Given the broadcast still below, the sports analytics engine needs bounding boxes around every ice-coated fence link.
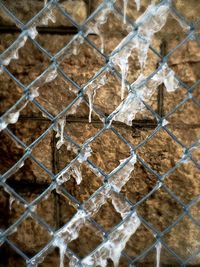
[0,0,199,266]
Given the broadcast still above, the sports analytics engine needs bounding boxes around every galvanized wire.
[0,0,199,266]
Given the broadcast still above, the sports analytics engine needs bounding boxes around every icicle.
[81,212,141,267]
[123,0,128,24]
[119,57,129,100]
[85,73,107,122]
[56,118,66,149]
[9,196,15,210]
[156,242,162,267]
[53,237,67,267]
[88,92,94,123]
[111,1,170,98]
[40,7,56,25]
[135,0,141,11]
[71,165,82,185]
[45,68,58,83]
[85,4,112,54]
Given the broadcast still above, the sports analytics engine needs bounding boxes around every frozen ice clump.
[29,66,58,100]
[85,3,113,53]
[0,35,27,68]
[56,117,66,149]
[56,146,92,186]
[109,154,137,192]
[81,212,141,267]
[57,210,87,242]
[86,74,107,123]
[0,111,20,131]
[111,63,178,126]
[111,2,170,99]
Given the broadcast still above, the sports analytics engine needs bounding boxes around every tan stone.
[0,0,200,265]
[0,0,87,26]
[0,188,9,230]
[8,192,55,253]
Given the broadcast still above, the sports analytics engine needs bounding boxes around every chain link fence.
[0,0,200,266]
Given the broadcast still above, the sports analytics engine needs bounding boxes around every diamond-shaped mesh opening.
[89,129,131,173]
[125,223,155,259]
[122,160,158,205]
[57,36,105,86]
[0,130,24,175]
[0,186,9,230]
[56,119,103,146]
[136,128,184,175]
[61,163,103,203]
[172,0,200,23]
[93,199,122,231]
[163,215,200,261]
[85,8,131,55]
[164,160,200,204]
[5,37,51,86]
[0,64,23,114]
[0,0,199,265]
[34,73,77,117]
[68,222,103,258]
[1,0,46,24]
[8,215,52,255]
[84,69,123,116]
[137,187,183,232]
[58,190,78,229]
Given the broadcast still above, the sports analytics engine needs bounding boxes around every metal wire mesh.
[0,0,200,266]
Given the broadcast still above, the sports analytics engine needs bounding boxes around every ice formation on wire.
[111,63,178,125]
[82,212,140,267]
[0,0,188,266]
[0,2,56,70]
[156,241,162,267]
[111,1,170,99]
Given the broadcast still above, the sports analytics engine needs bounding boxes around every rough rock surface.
[0,0,199,266]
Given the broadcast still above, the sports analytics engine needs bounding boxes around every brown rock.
[8,191,55,254]
[0,0,87,26]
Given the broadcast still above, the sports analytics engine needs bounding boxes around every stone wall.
[0,0,200,266]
